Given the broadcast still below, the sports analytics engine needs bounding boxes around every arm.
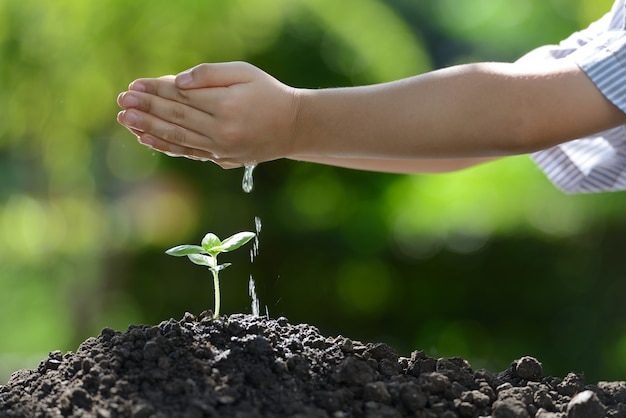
[291,60,626,159]
[289,156,495,173]
[117,60,626,171]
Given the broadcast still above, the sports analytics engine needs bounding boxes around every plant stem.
[212,268,220,319]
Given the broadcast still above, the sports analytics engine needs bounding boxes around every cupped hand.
[117,62,301,168]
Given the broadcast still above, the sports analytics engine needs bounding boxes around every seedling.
[166,231,255,319]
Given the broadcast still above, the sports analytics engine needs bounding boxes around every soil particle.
[1,311,625,417]
[565,390,605,418]
[514,357,543,382]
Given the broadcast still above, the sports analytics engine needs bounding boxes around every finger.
[119,121,178,154]
[123,77,225,115]
[137,133,240,169]
[175,62,256,89]
[128,77,190,104]
[118,90,218,136]
[124,125,143,139]
[214,161,243,169]
[126,74,174,94]
[117,111,144,134]
[137,133,215,162]
[125,123,243,168]
[118,108,215,153]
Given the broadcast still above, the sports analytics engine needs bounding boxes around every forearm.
[290,60,626,160]
[288,155,495,173]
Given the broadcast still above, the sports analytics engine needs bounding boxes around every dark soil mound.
[1,311,625,417]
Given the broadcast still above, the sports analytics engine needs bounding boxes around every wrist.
[286,87,309,159]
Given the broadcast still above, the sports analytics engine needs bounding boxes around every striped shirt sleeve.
[572,31,626,113]
[531,31,626,193]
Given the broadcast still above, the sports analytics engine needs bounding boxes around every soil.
[1,311,625,418]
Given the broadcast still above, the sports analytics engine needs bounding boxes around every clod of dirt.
[1,311,625,417]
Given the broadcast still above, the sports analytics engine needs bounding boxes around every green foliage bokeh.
[1,0,625,384]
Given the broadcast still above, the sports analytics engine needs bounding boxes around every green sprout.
[165,231,256,319]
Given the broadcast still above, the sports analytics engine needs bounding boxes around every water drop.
[249,275,260,317]
[250,216,262,263]
[242,164,256,193]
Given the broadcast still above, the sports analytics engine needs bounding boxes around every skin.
[117,60,626,173]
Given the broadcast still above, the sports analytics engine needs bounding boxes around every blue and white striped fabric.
[520,0,626,193]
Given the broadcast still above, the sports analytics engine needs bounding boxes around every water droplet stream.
[248,217,263,316]
[250,216,262,263]
[243,166,266,317]
[242,164,255,193]
[249,275,260,317]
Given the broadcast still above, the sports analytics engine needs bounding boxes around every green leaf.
[165,245,205,257]
[201,233,222,252]
[187,253,215,267]
[213,231,255,253]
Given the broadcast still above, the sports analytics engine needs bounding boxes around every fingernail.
[124,111,138,125]
[129,81,146,92]
[176,71,192,87]
[139,135,154,147]
[120,92,139,107]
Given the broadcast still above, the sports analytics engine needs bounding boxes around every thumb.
[175,62,256,89]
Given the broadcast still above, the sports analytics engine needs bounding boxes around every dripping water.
[250,216,262,263]
[249,216,263,317]
[242,164,256,193]
[243,163,264,316]
[248,275,260,317]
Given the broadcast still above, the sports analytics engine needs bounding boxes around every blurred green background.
[1,0,625,384]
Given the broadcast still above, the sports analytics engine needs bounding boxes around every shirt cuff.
[569,31,626,114]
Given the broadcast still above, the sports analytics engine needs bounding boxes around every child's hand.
[117,62,300,168]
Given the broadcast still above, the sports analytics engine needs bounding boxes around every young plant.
[165,231,255,319]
